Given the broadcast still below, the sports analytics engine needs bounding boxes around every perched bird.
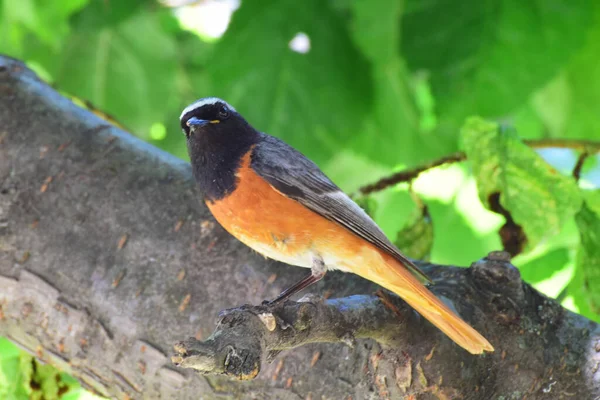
[180,97,494,354]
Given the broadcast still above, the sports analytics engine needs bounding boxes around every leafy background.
[1,0,599,398]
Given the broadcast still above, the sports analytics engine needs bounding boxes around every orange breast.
[205,151,377,271]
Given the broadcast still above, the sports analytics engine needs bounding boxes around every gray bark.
[0,55,598,400]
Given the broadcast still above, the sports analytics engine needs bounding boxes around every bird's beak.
[186,117,209,127]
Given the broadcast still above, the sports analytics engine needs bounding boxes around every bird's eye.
[218,106,230,120]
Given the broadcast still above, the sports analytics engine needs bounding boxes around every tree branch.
[1,55,599,399]
[359,152,466,195]
[358,138,600,195]
[171,251,600,400]
[523,138,600,153]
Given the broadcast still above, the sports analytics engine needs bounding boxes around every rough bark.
[0,55,598,400]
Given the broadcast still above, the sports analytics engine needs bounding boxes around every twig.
[523,138,600,154]
[359,152,465,195]
[572,152,589,182]
[358,139,600,195]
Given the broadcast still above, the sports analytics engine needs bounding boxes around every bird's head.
[180,97,243,139]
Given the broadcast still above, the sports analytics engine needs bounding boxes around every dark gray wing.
[251,134,431,284]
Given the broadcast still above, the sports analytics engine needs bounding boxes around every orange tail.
[356,256,494,354]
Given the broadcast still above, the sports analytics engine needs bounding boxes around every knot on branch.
[171,299,346,380]
[471,251,525,306]
[171,305,268,380]
[171,295,414,379]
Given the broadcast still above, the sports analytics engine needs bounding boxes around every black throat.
[187,120,260,202]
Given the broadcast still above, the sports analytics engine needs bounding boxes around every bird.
[180,97,494,354]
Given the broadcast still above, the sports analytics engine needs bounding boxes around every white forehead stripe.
[179,97,236,120]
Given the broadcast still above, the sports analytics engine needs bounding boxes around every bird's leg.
[268,256,326,305]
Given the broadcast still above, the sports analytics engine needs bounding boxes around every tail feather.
[358,257,494,354]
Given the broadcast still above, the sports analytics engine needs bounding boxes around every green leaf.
[573,190,600,319]
[427,198,496,266]
[461,117,582,249]
[30,0,89,48]
[0,338,32,400]
[46,5,182,139]
[568,258,600,323]
[402,0,595,135]
[322,150,392,193]
[511,103,546,140]
[349,0,449,165]
[582,189,600,215]
[206,0,371,166]
[0,0,88,57]
[563,7,600,140]
[518,248,570,286]
[69,0,153,30]
[373,188,416,240]
[0,0,36,56]
[353,195,379,220]
[0,338,96,400]
[394,198,434,260]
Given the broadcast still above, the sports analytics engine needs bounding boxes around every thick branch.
[172,252,600,399]
[1,55,599,399]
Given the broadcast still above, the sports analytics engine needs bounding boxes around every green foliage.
[207,0,371,166]
[1,0,600,393]
[0,0,88,54]
[0,338,31,399]
[460,118,599,322]
[394,197,433,261]
[349,0,424,165]
[40,5,182,139]
[402,0,595,139]
[0,338,86,400]
[573,191,600,316]
[460,118,582,249]
[518,248,571,291]
[562,8,600,140]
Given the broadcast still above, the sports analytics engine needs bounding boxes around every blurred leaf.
[0,338,84,400]
[563,7,600,140]
[351,0,399,64]
[0,0,88,56]
[353,195,379,219]
[207,0,371,166]
[402,0,595,137]
[582,189,600,214]
[573,191,600,318]
[568,260,600,323]
[0,338,32,400]
[29,0,89,48]
[373,188,416,240]
[511,103,546,140]
[581,155,599,187]
[49,5,182,138]
[427,198,494,266]
[531,72,571,138]
[518,248,570,285]
[30,362,80,400]
[394,198,433,260]
[70,0,153,30]
[461,117,582,250]
[0,0,32,56]
[323,150,392,193]
[350,0,447,165]
[522,7,600,143]
[408,164,503,266]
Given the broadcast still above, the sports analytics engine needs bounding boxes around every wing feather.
[251,134,431,284]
